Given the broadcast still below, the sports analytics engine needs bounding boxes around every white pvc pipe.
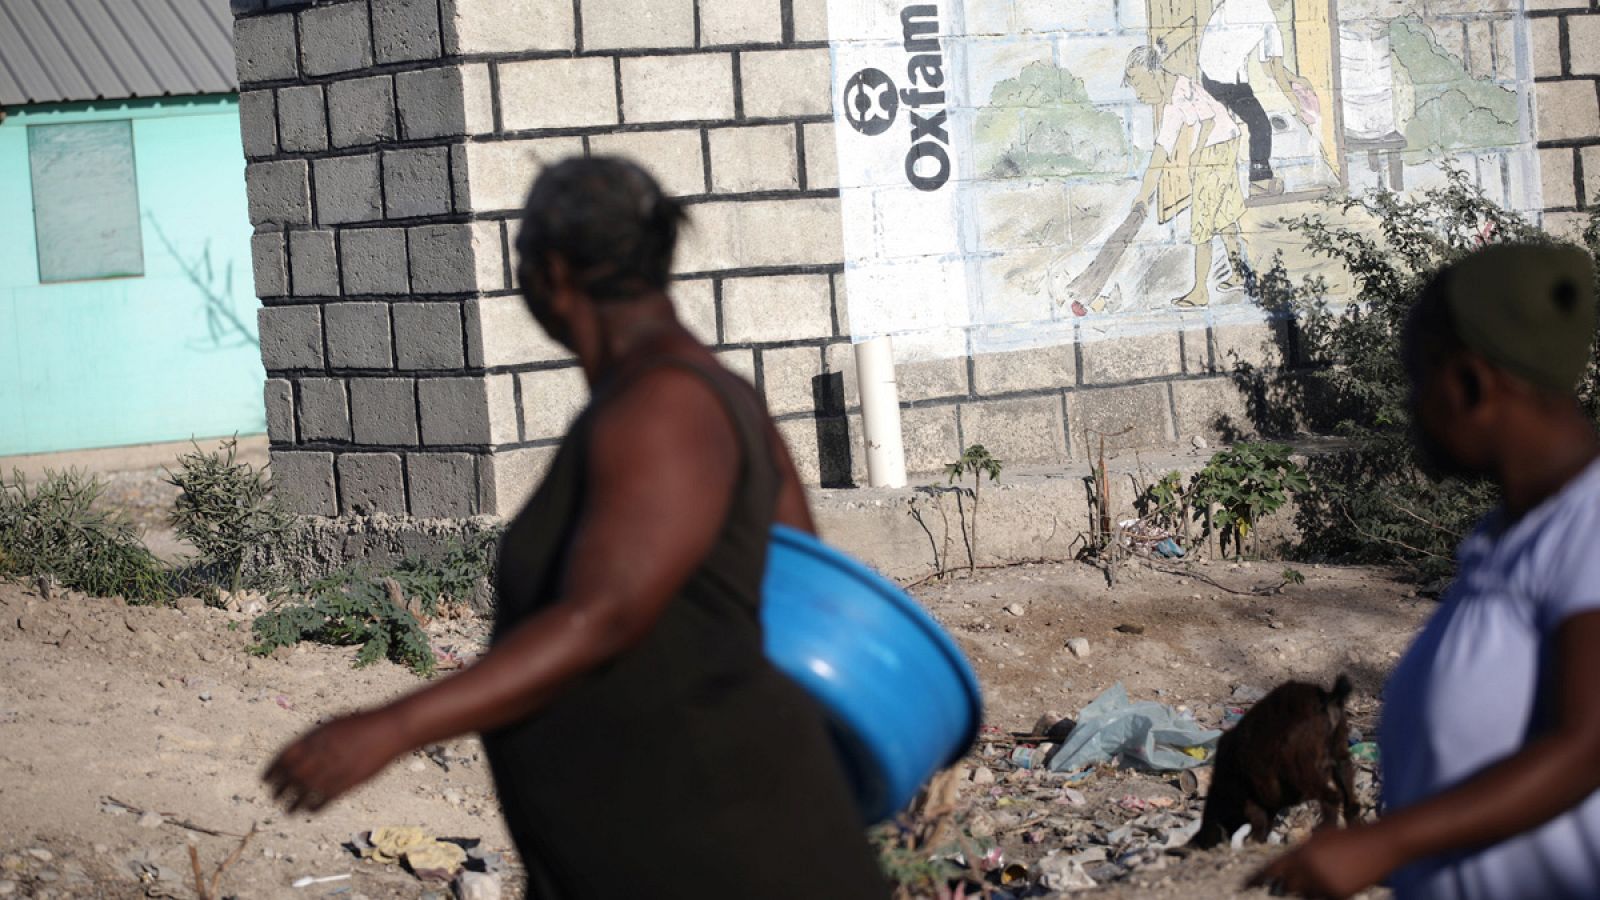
[855,336,908,488]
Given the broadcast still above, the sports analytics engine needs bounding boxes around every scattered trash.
[1230,824,1252,849]
[137,811,165,829]
[970,766,996,786]
[1154,539,1186,559]
[1009,743,1056,770]
[357,826,471,883]
[1350,742,1380,764]
[1047,683,1221,774]
[292,874,351,889]
[274,695,295,711]
[453,870,502,900]
[1035,851,1097,892]
[1065,638,1091,658]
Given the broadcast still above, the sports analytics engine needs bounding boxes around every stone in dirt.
[136,811,164,828]
[454,870,501,900]
[1115,624,1145,635]
[1066,638,1091,658]
[1004,603,1026,617]
[971,766,996,785]
[23,849,51,863]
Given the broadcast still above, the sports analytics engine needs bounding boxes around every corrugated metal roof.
[0,0,238,107]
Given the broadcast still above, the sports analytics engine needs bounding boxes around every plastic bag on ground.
[1047,682,1221,773]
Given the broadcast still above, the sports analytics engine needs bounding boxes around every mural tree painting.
[975,62,1130,181]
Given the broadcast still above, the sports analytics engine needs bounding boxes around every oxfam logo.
[843,68,898,136]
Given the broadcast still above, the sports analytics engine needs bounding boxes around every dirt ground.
[0,555,1433,899]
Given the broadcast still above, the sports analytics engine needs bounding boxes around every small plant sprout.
[945,444,1004,573]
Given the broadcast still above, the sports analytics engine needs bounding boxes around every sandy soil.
[0,557,1433,899]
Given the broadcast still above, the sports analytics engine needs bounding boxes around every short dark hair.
[515,156,687,301]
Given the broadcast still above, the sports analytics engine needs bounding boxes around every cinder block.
[900,404,962,476]
[721,274,833,343]
[792,0,828,41]
[1542,146,1578,209]
[350,378,420,445]
[1064,384,1175,457]
[462,138,585,212]
[760,346,824,415]
[394,302,467,369]
[238,90,278,159]
[1537,80,1600,142]
[775,416,852,486]
[298,378,353,441]
[1080,330,1183,385]
[802,122,837,190]
[465,295,572,367]
[1527,0,1589,9]
[251,232,289,298]
[313,154,383,226]
[396,64,495,139]
[445,0,574,53]
[676,197,843,272]
[581,0,693,48]
[671,279,719,345]
[340,228,410,296]
[407,452,479,517]
[1181,324,1210,374]
[518,366,590,440]
[823,343,969,405]
[1170,378,1257,445]
[289,230,338,297]
[328,76,397,148]
[246,160,311,226]
[699,0,782,44]
[959,395,1068,464]
[497,58,619,131]
[337,453,407,516]
[299,1,373,76]
[409,223,501,293]
[1581,145,1600,207]
[717,348,758,384]
[620,54,735,124]
[372,0,443,63]
[325,302,394,368]
[1531,16,1564,78]
[1544,210,1590,241]
[269,450,337,516]
[258,305,324,370]
[709,125,799,193]
[418,375,517,445]
[276,85,327,153]
[479,446,556,515]
[383,147,453,219]
[1570,15,1600,75]
[972,345,1076,394]
[740,49,832,118]
[234,14,299,83]
[1212,320,1291,372]
[265,378,295,442]
[588,130,705,196]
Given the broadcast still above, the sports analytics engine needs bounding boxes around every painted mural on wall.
[830,0,1537,360]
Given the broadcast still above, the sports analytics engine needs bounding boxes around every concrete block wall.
[1531,3,1600,237]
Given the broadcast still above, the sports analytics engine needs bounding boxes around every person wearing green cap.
[1250,243,1600,899]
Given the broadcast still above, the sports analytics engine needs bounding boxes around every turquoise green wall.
[0,96,265,457]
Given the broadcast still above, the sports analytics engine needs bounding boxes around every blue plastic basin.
[761,525,984,822]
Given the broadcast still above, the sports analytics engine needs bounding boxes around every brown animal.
[1189,675,1361,849]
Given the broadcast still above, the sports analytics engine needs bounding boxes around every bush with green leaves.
[1190,443,1309,559]
[166,438,292,592]
[1233,169,1600,577]
[0,469,171,603]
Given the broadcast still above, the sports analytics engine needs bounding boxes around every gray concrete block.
[299,1,373,76]
[802,122,837,190]
[265,378,295,442]
[298,377,353,441]
[1570,14,1600,76]
[269,450,337,516]
[760,346,823,416]
[408,223,495,294]
[462,137,589,212]
[325,302,394,368]
[498,57,619,131]
[620,54,735,124]
[972,345,1076,395]
[258,305,324,369]
[396,65,493,139]
[718,348,757,385]
[675,197,842,272]
[699,0,782,45]
[251,232,288,298]
[1531,16,1564,79]
[1079,330,1183,385]
[407,452,478,517]
[823,343,969,406]
[289,229,339,296]
[238,90,278,159]
[383,147,452,219]
[350,377,420,445]
[465,295,572,367]
[740,49,831,118]
[900,404,962,476]
[372,0,443,63]
[445,0,574,54]
[246,160,311,226]
[517,367,589,440]
[341,228,411,295]
[1182,324,1210,375]
[418,376,510,445]
[328,76,397,148]
[671,279,718,345]
[1537,80,1600,142]
[394,302,466,369]
[708,125,798,193]
[959,395,1068,465]
[276,85,327,153]
[234,14,299,83]
[313,154,384,225]
[775,416,853,486]
[478,446,556,515]
[1212,320,1291,373]
[1170,378,1257,445]
[582,0,694,48]
[1065,384,1175,458]
[337,452,407,516]
[1542,146,1578,209]
[588,130,704,197]
[719,274,833,343]
[792,0,827,41]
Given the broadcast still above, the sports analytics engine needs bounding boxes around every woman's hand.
[263,709,411,814]
[1247,826,1398,899]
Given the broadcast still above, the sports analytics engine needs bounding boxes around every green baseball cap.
[1440,243,1597,392]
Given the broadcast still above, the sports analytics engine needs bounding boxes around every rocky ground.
[0,554,1433,899]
